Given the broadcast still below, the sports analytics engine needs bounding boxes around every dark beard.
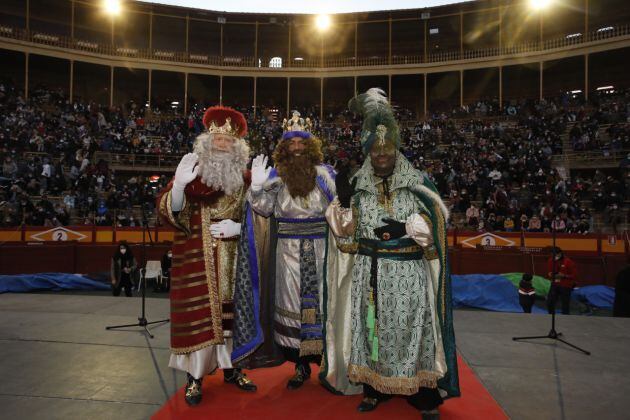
[277,154,317,198]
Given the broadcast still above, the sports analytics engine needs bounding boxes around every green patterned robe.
[327,155,459,397]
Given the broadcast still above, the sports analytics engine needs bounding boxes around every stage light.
[316,14,331,31]
[529,0,551,10]
[103,0,121,15]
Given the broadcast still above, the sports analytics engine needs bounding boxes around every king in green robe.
[325,88,459,417]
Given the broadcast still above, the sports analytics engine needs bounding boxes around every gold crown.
[282,111,313,133]
[207,117,238,137]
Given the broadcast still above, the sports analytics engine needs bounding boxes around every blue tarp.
[0,273,110,293]
[451,274,547,314]
[573,285,615,309]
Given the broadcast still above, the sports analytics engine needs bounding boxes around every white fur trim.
[316,165,337,196]
[411,184,449,222]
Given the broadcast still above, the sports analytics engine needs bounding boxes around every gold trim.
[173,256,205,267]
[299,339,323,357]
[348,364,439,396]
[171,295,209,304]
[337,242,359,254]
[172,316,213,328]
[201,204,226,346]
[172,324,215,337]
[424,245,439,260]
[170,279,208,290]
[275,305,301,321]
[183,248,205,257]
[221,313,234,320]
[301,308,316,324]
[171,302,211,313]
[176,270,206,280]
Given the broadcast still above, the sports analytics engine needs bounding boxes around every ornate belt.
[276,217,328,239]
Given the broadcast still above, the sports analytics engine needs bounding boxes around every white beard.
[193,133,250,196]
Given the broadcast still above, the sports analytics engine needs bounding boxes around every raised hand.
[174,153,199,190]
[251,154,271,189]
[336,173,357,208]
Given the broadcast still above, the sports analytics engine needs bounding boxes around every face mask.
[120,248,127,254]
[167,252,172,258]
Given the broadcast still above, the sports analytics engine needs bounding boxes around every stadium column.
[498,5,502,51]
[539,62,543,101]
[219,75,223,106]
[460,70,463,108]
[26,0,29,32]
[185,13,189,54]
[320,77,324,121]
[254,22,259,62]
[24,53,29,101]
[287,23,292,61]
[148,69,152,108]
[354,21,358,63]
[149,11,153,51]
[71,0,75,41]
[354,76,357,96]
[423,19,427,63]
[287,78,291,117]
[388,17,392,65]
[584,54,589,101]
[423,73,427,118]
[459,10,463,59]
[253,77,257,117]
[499,66,503,108]
[110,66,114,108]
[184,73,188,115]
[69,60,74,103]
[388,75,392,101]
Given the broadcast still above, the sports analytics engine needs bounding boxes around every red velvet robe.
[157,173,250,354]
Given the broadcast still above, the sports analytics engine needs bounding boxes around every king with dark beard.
[157,106,257,407]
[233,111,336,390]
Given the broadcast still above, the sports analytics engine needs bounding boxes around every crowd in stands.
[1,79,629,234]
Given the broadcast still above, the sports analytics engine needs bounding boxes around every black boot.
[224,368,257,392]
[357,397,380,412]
[184,373,203,406]
[286,364,311,390]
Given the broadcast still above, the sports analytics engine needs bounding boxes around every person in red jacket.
[546,247,577,315]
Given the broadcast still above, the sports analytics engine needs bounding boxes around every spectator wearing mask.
[110,241,137,297]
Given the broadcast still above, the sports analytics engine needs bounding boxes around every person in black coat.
[518,273,536,313]
[157,250,172,293]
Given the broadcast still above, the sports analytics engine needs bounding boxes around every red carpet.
[153,355,507,420]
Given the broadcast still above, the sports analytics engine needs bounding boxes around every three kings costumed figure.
[231,111,360,392]
[157,106,257,406]
[325,89,460,418]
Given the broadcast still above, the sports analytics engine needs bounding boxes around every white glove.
[250,154,271,191]
[210,219,241,239]
[406,213,433,247]
[174,153,199,191]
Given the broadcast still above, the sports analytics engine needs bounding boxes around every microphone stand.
[512,213,590,355]
[106,204,169,339]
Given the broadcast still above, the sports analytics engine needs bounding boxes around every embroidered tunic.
[158,176,248,356]
[248,166,335,356]
[327,156,453,396]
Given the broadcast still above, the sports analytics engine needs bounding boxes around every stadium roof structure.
[137,0,474,14]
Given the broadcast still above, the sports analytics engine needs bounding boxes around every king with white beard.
[157,106,257,406]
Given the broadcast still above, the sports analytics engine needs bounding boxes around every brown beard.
[273,137,323,198]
